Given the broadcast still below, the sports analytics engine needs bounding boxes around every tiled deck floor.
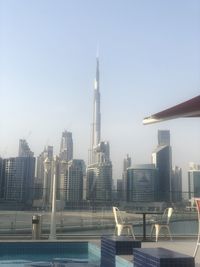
[120,240,200,267]
[92,238,200,267]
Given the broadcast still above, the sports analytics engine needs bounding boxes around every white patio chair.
[150,207,173,242]
[112,206,135,239]
[193,198,200,257]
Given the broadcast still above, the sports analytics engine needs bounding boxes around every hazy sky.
[0,0,200,190]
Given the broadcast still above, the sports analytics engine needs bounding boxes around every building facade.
[122,154,132,201]
[171,166,182,202]
[3,157,35,206]
[126,164,158,202]
[65,159,85,202]
[0,158,4,199]
[35,146,53,205]
[87,161,112,202]
[59,130,73,162]
[87,56,112,202]
[18,139,34,157]
[158,130,170,146]
[152,130,172,202]
[188,163,200,199]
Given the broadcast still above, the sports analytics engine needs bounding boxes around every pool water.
[0,254,88,266]
[0,241,133,266]
[0,242,100,267]
[0,258,90,266]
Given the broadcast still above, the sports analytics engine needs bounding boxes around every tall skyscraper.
[18,139,34,157]
[58,130,73,205]
[123,154,132,172]
[36,146,53,182]
[152,130,172,202]
[59,131,73,162]
[122,154,132,201]
[35,146,53,204]
[91,57,101,160]
[171,166,182,202]
[0,157,4,199]
[87,162,112,201]
[87,56,112,202]
[3,156,35,206]
[117,179,123,200]
[126,164,158,202]
[65,159,85,202]
[188,163,200,199]
[158,130,170,146]
[3,139,35,206]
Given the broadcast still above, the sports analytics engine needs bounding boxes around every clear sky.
[0,0,200,190]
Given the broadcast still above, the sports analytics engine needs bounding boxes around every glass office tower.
[188,164,200,199]
[152,130,172,202]
[126,164,158,202]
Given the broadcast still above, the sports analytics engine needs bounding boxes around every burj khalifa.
[87,55,112,201]
[90,56,110,165]
[92,57,101,149]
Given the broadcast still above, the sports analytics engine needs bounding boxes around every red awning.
[143,95,200,125]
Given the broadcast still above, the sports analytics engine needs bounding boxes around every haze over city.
[0,0,200,189]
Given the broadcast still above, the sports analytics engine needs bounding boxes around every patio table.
[135,211,162,241]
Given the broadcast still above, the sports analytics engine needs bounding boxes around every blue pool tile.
[133,247,195,267]
[101,236,141,267]
[0,242,88,256]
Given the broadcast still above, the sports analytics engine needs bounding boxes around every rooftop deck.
[0,208,199,265]
[112,239,200,267]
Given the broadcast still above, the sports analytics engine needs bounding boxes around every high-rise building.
[158,130,170,146]
[36,146,53,183]
[1,140,36,206]
[91,56,101,163]
[0,157,4,199]
[188,163,200,199]
[122,154,132,201]
[123,154,132,172]
[87,162,112,201]
[126,164,158,202]
[35,146,53,204]
[87,56,112,202]
[18,139,34,157]
[152,130,172,202]
[117,179,123,201]
[58,130,73,205]
[171,166,182,202]
[65,159,85,202]
[189,162,200,171]
[59,131,73,162]
[3,157,35,206]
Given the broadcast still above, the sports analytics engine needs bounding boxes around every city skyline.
[0,1,200,189]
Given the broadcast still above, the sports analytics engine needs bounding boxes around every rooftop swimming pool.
[0,241,133,267]
[0,241,100,267]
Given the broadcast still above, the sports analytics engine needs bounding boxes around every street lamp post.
[43,157,51,210]
[49,155,59,240]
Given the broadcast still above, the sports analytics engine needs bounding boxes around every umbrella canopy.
[143,95,200,125]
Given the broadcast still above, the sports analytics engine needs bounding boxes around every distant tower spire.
[96,44,99,58]
[92,56,101,151]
